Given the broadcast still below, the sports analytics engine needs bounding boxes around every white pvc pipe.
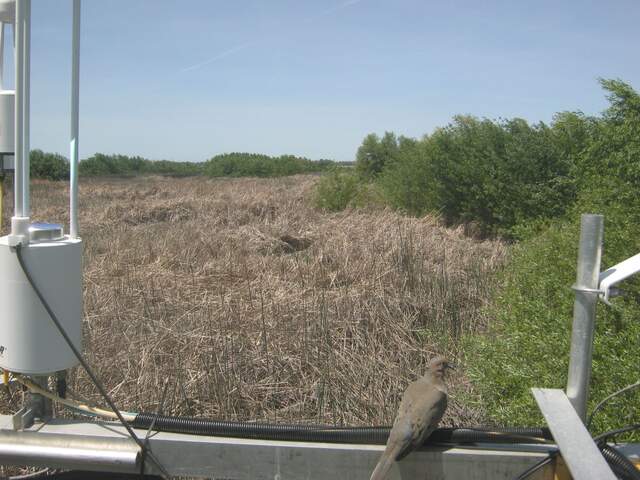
[22,0,30,216]
[13,0,24,219]
[0,23,5,91]
[69,0,80,238]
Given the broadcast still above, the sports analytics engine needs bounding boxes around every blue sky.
[18,0,640,162]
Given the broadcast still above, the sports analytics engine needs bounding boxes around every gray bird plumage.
[369,357,453,480]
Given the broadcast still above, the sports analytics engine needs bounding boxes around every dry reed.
[0,175,506,427]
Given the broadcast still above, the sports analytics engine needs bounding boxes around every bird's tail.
[369,445,401,480]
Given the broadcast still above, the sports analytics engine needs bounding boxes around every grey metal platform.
[0,417,558,479]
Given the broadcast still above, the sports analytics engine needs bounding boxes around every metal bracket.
[598,252,640,305]
[571,285,603,295]
[12,406,36,431]
[11,376,52,430]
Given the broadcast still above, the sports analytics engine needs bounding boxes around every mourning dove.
[369,356,453,480]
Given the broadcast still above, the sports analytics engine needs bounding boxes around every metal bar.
[566,214,603,420]
[0,430,140,473]
[21,0,29,216]
[1,418,558,480]
[13,0,23,219]
[532,388,616,480]
[69,0,80,238]
[0,23,5,90]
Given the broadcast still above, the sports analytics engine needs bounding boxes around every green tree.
[468,78,640,432]
[356,132,399,179]
[80,153,204,177]
[204,152,333,178]
[378,136,436,215]
[426,115,575,236]
[30,150,69,180]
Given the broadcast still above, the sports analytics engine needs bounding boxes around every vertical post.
[69,0,80,239]
[22,0,30,216]
[13,0,23,220]
[0,22,5,91]
[566,214,604,421]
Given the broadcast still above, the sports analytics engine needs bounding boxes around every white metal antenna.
[0,23,4,90]
[21,0,29,216]
[12,0,23,224]
[0,0,83,376]
[70,0,80,238]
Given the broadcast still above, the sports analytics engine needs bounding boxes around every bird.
[369,356,454,480]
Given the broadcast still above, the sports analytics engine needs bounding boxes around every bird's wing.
[395,381,447,460]
[369,389,419,480]
[369,379,448,480]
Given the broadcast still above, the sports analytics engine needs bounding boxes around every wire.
[11,373,137,421]
[594,423,640,444]
[512,451,558,480]
[13,244,169,479]
[141,379,170,476]
[587,380,640,430]
[514,405,640,480]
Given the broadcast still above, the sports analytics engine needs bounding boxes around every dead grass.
[0,175,506,427]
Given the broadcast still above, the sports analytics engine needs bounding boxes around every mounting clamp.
[598,252,640,305]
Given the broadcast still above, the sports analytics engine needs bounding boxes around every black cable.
[600,444,640,480]
[513,442,640,480]
[514,424,640,480]
[55,372,67,399]
[131,414,553,445]
[13,244,169,479]
[587,380,640,430]
[141,380,170,477]
[512,451,558,480]
[594,423,640,444]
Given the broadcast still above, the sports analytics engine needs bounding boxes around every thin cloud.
[314,0,366,18]
[180,41,257,73]
[180,0,366,73]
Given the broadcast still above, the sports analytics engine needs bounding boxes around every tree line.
[315,79,634,240]
[22,151,335,180]
[204,152,333,177]
[25,152,205,179]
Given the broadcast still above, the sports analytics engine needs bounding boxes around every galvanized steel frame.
[0,417,558,480]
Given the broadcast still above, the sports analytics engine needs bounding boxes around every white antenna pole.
[13,0,24,220]
[22,0,30,216]
[69,0,80,238]
[0,23,5,90]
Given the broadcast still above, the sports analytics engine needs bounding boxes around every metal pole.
[0,430,140,473]
[0,23,5,90]
[22,0,30,216]
[13,0,24,219]
[69,0,80,238]
[566,214,604,421]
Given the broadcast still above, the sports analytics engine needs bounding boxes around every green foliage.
[355,132,399,179]
[204,152,332,178]
[467,79,640,434]
[377,137,436,215]
[377,116,577,236]
[313,79,640,433]
[30,149,70,180]
[313,167,363,211]
[79,153,204,177]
